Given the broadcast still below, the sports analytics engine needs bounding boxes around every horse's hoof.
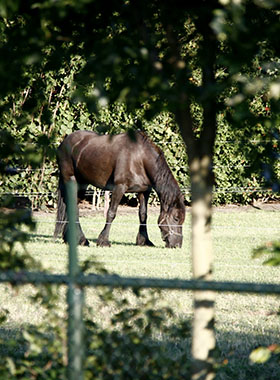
[80,238,90,247]
[136,234,155,247]
[96,237,111,247]
[146,240,155,247]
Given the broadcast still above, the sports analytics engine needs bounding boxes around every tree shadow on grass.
[215,330,280,380]
[0,321,279,379]
[0,323,192,378]
[29,233,54,243]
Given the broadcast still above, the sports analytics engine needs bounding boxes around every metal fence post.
[66,179,84,380]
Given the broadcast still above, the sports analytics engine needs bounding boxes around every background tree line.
[0,1,279,210]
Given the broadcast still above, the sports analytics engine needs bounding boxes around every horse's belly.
[126,173,151,193]
[126,184,151,193]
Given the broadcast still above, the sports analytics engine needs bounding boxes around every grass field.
[1,206,280,379]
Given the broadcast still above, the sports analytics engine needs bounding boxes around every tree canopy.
[0,0,279,194]
[1,2,280,378]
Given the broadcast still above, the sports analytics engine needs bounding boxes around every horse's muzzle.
[164,231,183,248]
[165,238,182,249]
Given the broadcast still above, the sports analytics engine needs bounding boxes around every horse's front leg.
[96,184,126,247]
[136,191,154,247]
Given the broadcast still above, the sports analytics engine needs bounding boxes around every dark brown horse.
[53,130,185,248]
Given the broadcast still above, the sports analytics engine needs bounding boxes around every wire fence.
[3,163,255,171]
[34,219,280,229]
[2,153,279,212]
[1,186,277,197]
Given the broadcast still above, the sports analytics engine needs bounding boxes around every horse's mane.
[138,132,182,209]
[154,150,182,208]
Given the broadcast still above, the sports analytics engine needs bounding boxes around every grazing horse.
[53,130,185,248]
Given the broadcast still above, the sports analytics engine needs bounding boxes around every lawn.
[0,206,279,379]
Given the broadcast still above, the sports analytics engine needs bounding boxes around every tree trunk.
[190,155,216,380]
[164,9,217,377]
[176,95,216,379]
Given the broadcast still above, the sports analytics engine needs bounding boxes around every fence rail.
[1,270,280,294]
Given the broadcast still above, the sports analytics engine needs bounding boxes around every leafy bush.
[0,279,191,379]
[249,239,280,370]
[253,241,280,268]
[2,97,279,209]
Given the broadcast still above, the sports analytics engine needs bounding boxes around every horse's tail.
[53,173,67,239]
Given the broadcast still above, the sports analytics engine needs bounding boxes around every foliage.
[251,230,280,369]
[0,131,37,271]
[250,241,280,370]
[1,99,279,208]
[0,205,35,271]
[253,241,280,267]
[249,345,280,366]
[0,274,191,379]
[84,289,191,379]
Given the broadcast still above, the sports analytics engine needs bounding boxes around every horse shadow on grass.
[29,232,142,247]
[29,232,54,243]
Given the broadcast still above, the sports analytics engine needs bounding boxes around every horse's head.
[158,196,185,248]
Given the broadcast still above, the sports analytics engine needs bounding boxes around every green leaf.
[6,357,16,376]
[249,347,271,364]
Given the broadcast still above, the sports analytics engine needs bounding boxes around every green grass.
[1,207,280,379]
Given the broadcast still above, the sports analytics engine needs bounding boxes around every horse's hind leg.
[96,184,126,247]
[136,191,154,247]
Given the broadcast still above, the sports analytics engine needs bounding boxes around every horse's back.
[57,130,153,191]
[59,130,152,160]
[59,130,98,148]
